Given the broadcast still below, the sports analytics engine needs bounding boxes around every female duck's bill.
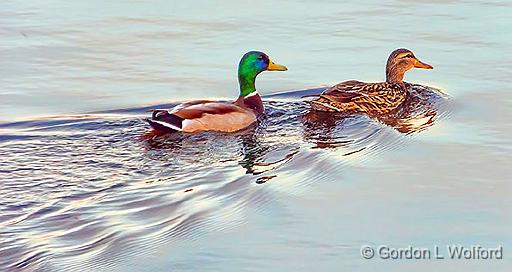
[146,51,287,134]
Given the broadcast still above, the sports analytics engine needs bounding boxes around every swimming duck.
[146,51,287,133]
[309,48,433,115]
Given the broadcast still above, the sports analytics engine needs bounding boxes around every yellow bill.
[267,59,288,71]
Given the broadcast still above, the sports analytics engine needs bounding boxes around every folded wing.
[147,101,257,133]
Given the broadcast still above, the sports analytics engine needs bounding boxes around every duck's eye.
[403,54,414,58]
[257,55,264,60]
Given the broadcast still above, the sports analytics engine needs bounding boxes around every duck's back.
[148,100,257,133]
[310,80,408,115]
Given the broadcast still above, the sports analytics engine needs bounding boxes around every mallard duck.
[146,51,287,133]
[309,48,433,115]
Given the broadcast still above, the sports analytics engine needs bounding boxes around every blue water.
[1,0,511,271]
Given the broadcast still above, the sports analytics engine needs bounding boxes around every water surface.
[1,0,511,271]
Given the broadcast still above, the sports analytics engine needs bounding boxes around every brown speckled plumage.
[311,81,410,115]
[309,48,433,115]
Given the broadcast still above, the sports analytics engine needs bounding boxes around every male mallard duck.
[309,48,433,115]
[146,51,287,133]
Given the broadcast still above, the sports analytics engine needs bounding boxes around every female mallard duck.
[309,48,433,115]
[146,51,287,133]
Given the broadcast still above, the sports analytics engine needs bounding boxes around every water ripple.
[0,86,451,270]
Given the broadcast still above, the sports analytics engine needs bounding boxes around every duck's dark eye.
[257,55,264,60]
[403,54,414,58]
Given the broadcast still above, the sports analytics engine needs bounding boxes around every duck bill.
[267,60,288,71]
[414,59,433,69]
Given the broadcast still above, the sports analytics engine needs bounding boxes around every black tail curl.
[146,110,184,133]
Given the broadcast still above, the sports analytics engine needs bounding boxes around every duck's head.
[238,51,287,97]
[385,48,433,83]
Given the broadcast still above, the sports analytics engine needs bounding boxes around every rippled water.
[1,0,511,271]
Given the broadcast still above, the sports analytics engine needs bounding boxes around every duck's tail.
[145,110,184,133]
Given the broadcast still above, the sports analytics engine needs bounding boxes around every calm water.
[1,0,511,271]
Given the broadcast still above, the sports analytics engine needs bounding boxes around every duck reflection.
[376,84,450,134]
[238,132,299,183]
[140,124,299,184]
[141,130,185,150]
[301,111,355,149]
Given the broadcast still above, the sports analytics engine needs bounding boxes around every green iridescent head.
[238,51,287,97]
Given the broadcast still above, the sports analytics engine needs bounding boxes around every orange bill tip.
[414,59,433,69]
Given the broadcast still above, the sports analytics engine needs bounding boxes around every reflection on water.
[377,84,451,134]
[0,87,452,270]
